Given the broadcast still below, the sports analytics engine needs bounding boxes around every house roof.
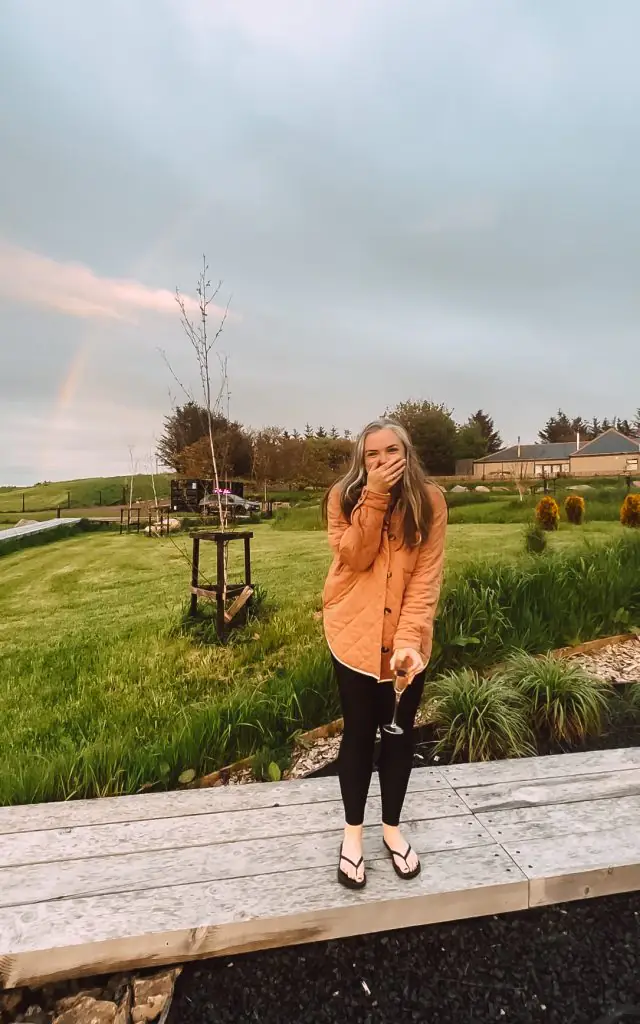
[571,427,640,457]
[477,442,576,464]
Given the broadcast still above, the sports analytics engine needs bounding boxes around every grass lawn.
[0,520,627,805]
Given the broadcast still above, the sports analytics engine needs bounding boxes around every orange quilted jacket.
[323,483,448,681]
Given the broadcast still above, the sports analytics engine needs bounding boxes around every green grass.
[446,483,632,525]
[0,473,322,519]
[0,520,635,805]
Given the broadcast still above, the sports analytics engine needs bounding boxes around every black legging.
[332,656,426,827]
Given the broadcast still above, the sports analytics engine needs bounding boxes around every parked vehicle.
[199,492,260,516]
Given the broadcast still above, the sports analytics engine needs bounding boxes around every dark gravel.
[169,894,640,1024]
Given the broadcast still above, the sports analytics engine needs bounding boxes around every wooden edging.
[185,632,638,790]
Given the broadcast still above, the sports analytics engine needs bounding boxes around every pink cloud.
[0,241,229,322]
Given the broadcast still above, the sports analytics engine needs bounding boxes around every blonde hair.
[323,418,434,547]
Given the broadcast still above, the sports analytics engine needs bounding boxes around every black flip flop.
[337,844,367,890]
[384,839,421,880]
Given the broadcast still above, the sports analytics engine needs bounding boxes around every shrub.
[535,495,560,531]
[524,521,547,554]
[498,652,610,745]
[426,669,535,762]
[621,493,640,528]
[564,494,585,525]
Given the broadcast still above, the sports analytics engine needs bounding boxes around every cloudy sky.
[1,0,639,485]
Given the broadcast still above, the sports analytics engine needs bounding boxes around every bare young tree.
[159,255,232,596]
[127,444,138,510]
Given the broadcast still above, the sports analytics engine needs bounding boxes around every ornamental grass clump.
[426,669,535,762]
[499,652,610,745]
[621,493,640,528]
[535,495,560,531]
[565,494,585,526]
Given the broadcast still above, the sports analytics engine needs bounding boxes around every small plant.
[621,493,640,528]
[535,495,560,531]
[524,521,547,555]
[426,669,535,762]
[499,652,610,745]
[564,494,585,526]
[251,744,289,782]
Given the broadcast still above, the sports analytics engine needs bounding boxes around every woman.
[322,419,448,890]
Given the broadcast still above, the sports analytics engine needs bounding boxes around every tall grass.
[3,531,640,805]
[426,669,535,761]
[272,505,324,531]
[431,534,640,674]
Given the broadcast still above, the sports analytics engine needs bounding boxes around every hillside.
[0,474,173,514]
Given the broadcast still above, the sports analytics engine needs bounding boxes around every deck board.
[1,749,640,989]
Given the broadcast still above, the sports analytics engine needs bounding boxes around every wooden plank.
[455,769,640,814]
[503,825,640,907]
[441,748,640,790]
[0,789,468,868]
[224,585,253,623]
[478,794,640,844]
[0,769,448,836]
[0,845,527,988]
[0,815,494,908]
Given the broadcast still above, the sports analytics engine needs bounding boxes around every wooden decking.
[2,748,640,989]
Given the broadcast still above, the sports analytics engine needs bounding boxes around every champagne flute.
[383,668,408,736]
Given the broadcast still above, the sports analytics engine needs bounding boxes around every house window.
[627,459,638,471]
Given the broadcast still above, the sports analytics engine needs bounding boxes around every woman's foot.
[382,824,420,878]
[339,824,365,885]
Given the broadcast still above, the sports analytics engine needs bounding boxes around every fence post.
[22,493,25,513]
[190,537,200,616]
[67,491,71,509]
[56,506,61,519]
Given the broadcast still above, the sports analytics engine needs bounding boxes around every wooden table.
[2,748,640,989]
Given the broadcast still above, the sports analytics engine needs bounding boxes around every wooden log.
[477,793,640,845]
[0,844,526,988]
[441,747,640,791]
[0,790,468,867]
[455,768,640,815]
[0,815,493,909]
[0,769,447,835]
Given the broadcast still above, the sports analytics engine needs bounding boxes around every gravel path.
[169,893,640,1024]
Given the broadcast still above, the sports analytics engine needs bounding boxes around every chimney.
[517,436,521,459]
[576,430,580,451]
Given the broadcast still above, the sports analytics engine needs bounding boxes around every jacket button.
[382,646,390,654]
[389,534,395,541]
[387,572,392,579]
[384,607,391,614]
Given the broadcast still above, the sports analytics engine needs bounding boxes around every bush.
[498,652,610,744]
[426,669,535,762]
[565,494,585,526]
[621,493,640,528]
[535,495,560,531]
[524,521,547,554]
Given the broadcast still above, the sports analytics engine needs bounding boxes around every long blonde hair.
[323,418,435,547]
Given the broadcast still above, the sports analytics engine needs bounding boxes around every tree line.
[538,409,640,443]
[156,402,503,486]
[157,402,640,489]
